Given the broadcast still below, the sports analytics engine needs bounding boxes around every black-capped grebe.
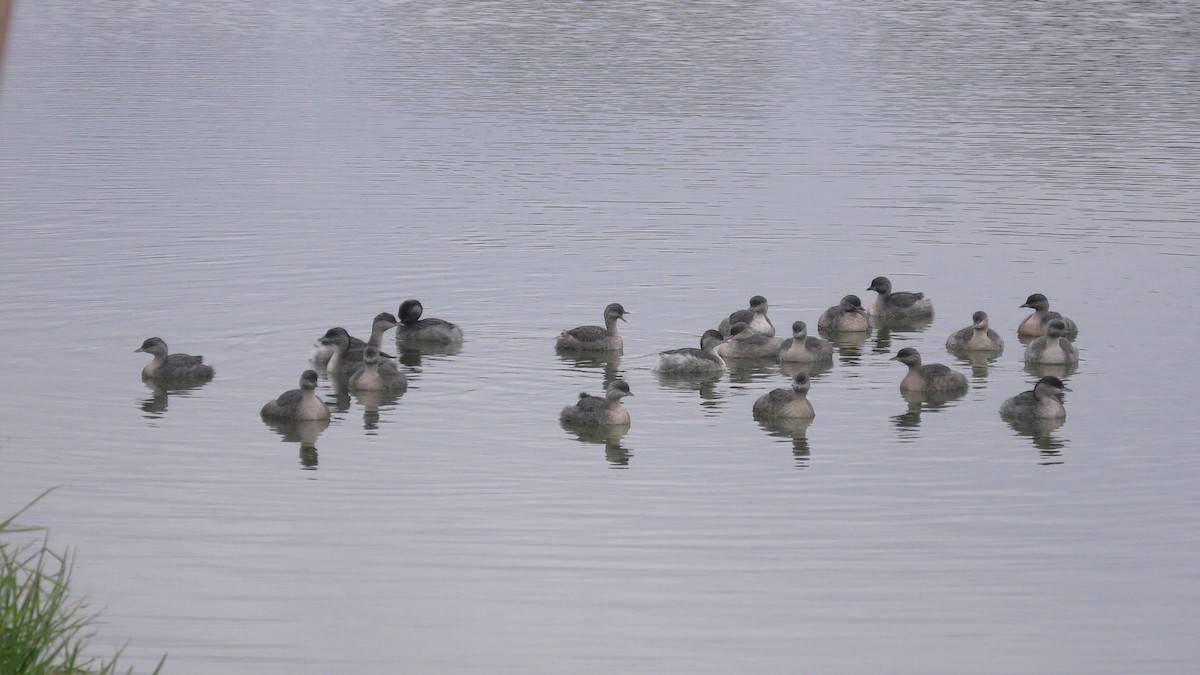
[1023,320,1079,365]
[718,295,774,338]
[945,310,1004,352]
[349,345,408,392]
[396,299,464,344]
[1018,293,1078,339]
[890,347,968,392]
[866,276,934,321]
[717,321,784,359]
[261,370,330,421]
[135,337,214,380]
[1000,375,1068,419]
[752,372,815,419]
[778,320,834,363]
[654,328,731,374]
[555,302,628,352]
[311,312,397,367]
[559,379,633,425]
[817,295,870,332]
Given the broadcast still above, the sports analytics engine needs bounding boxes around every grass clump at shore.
[1,489,165,675]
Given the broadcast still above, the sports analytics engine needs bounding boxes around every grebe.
[311,312,397,367]
[261,370,330,421]
[559,379,633,425]
[1018,293,1078,339]
[890,347,968,392]
[555,302,628,352]
[349,345,408,392]
[1000,376,1068,419]
[945,311,1004,352]
[654,328,731,374]
[718,295,774,337]
[752,372,815,419]
[135,337,214,380]
[396,299,464,344]
[866,276,934,321]
[817,295,870,332]
[778,320,834,362]
[1023,320,1079,365]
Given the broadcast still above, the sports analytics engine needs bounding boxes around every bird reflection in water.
[818,328,868,366]
[262,418,330,470]
[892,389,967,438]
[560,421,632,468]
[948,349,1004,379]
[867,319,933,357]
[1024,360,1079,381]
[137,379,212,420]
[1004,416,1068,465]
[754,416,814,469]
[321,383,353,415]
[555,351,623,389]
[396,341,461,371]
[723,356,781,386]
[351,389,405,433]
[654,370,725,415]
[870,314,934,336]
[780,358,834,381]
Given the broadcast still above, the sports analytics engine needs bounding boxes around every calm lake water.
[2,1,1199,673]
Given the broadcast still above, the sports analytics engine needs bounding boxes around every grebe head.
[749,295,768,313]
[135,337,168,356]
[867,276,893,294]
[791,320,808,338]
[398,299,424,325]
[1020,293,1049,311]
[700,329,727,352]
[840,295,866,313]
[728,322,753,341]
[972,311,989,329]
[603,303,629,323]
[890,346,922,366]
[1045,319,1067,338]
[321,327,352,351]
[362,345,382,365]
[607,379,633,400]
[1034,375,1068,401]
[791,372,811,393]
[299,369,319,390]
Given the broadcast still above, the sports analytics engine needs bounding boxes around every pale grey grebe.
[311,312,398,367]
[135,337,214,380]
[555,302,628,351]
[945,310,1004,352]
[890,347,968,392]
[559,379,633,425]
[1000,376,1068,419]
[817,295,870,332]
[752,372,815,419]
[349,345,408,392]
[718,295,774,337]
[717,321,784,358]
[866,276,934,321]
[396,299,464,344]
[1023,320,1079,365]
[654,328,730,374]
[261,370,330,421]
[778,320,834,362]
[321,326,394,376]
[1018,293,1078,339]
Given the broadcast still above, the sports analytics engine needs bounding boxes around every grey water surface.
[2,1,1199,673]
